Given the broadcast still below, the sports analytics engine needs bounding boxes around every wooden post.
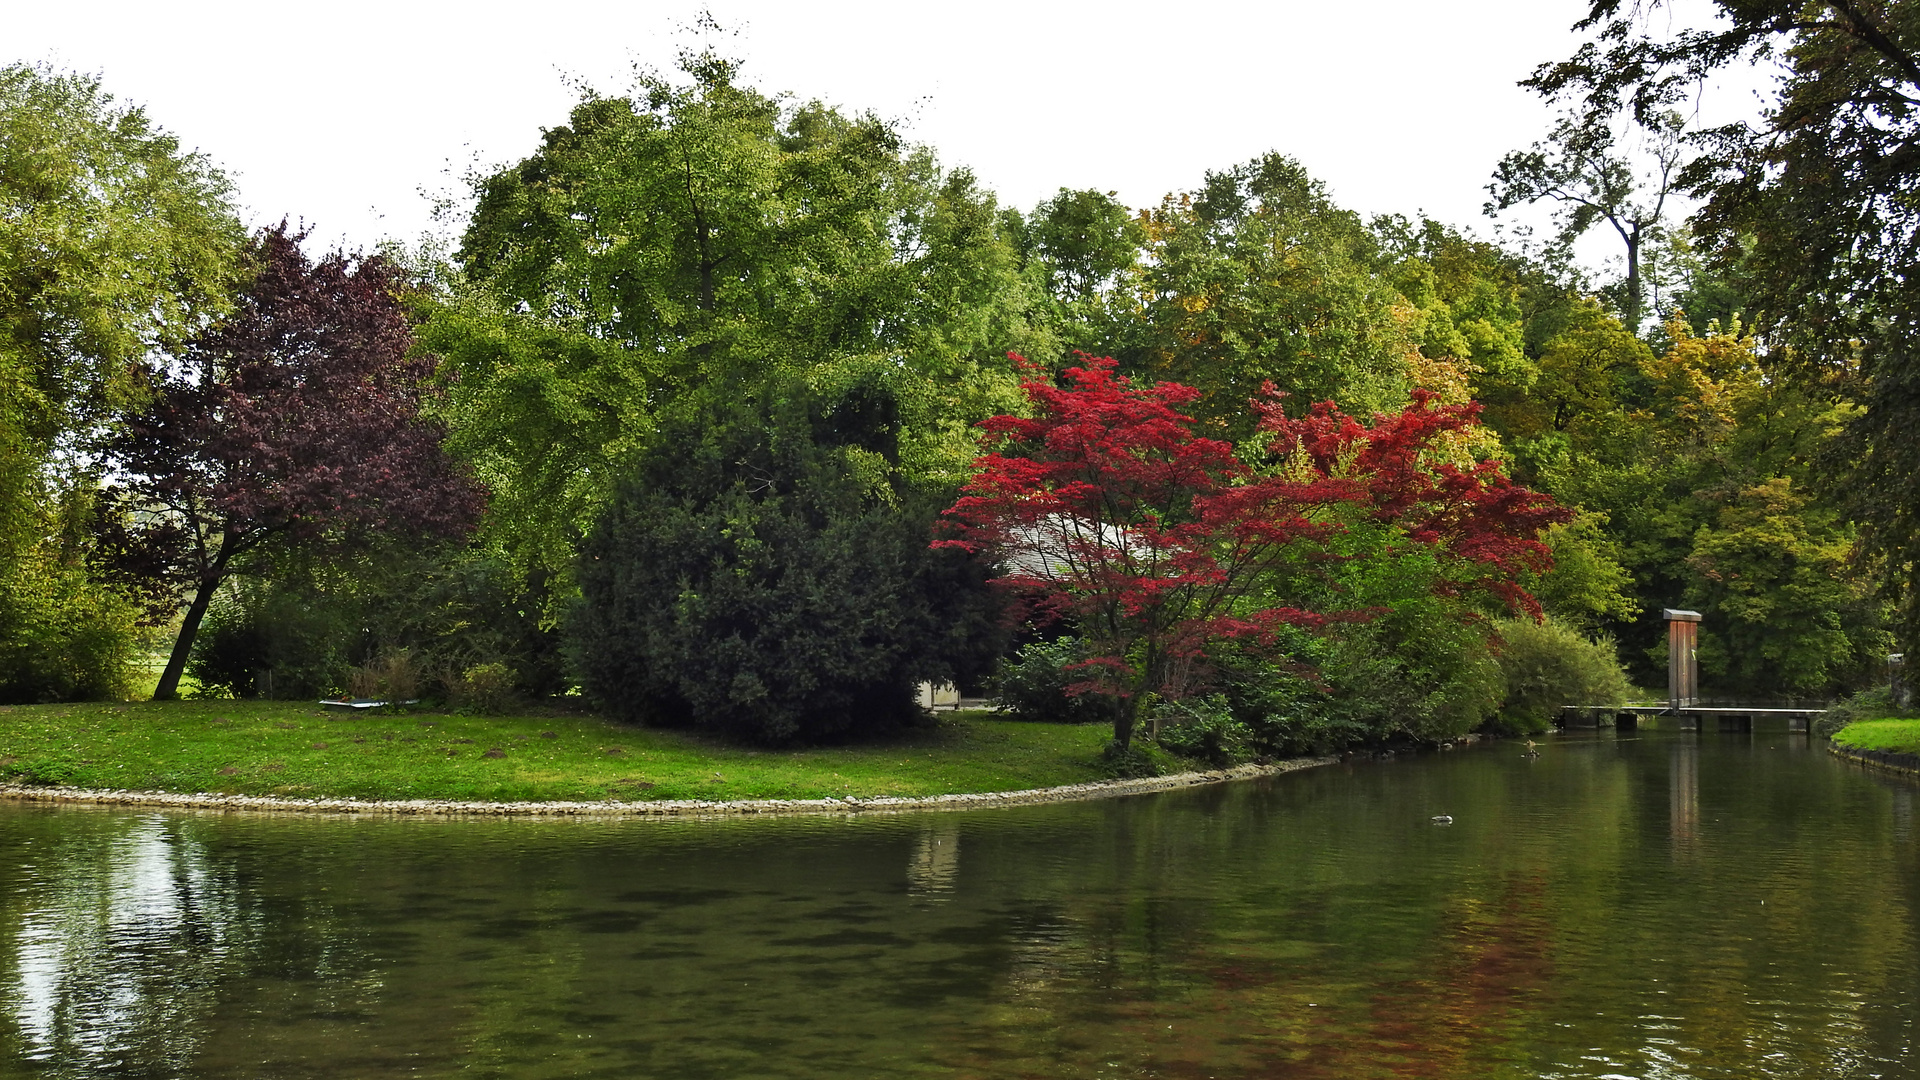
[1665,609,1702,712]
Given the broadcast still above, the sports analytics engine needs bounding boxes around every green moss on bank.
[0,701,1114,803]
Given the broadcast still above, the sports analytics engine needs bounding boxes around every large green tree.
[0,65,245,466]
[1485,109,1688,334]
[1527,0,1920,649]
[423,52,1046,585]
[1115,155,1422,442]
[0,64,246,701]
[1013,187,1147,355]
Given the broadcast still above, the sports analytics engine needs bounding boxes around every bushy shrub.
[1070,600,1514,761]
[1152,693,1253,767]
[1236,664,1374,753]
[1491,616,1632,734]
[348,649,421,705]
[989,638,1112,724]
[452,661,518,715]
[1291,601,1506,746]
[186,543,565,701]
[574,385,1005,744]
[1100,739,1175,779]
[1813,686,1913,737]
[189,578,352,699]
[0,548,144,703]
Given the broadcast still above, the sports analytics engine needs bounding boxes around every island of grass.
[0,700,1130,805]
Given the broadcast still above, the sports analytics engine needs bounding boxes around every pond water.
[1,727,1917,1079]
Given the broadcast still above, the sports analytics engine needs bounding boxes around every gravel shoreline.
[0,757,1335,819]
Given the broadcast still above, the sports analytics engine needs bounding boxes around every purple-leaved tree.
[101,224,485,700]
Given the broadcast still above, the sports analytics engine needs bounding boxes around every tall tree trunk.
[152,542,233,701]
[1112,693,1139,750]
[1625,224,1643,334]
[1110,646,1155,750]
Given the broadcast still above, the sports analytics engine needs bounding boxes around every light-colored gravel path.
[0,757,1336,819]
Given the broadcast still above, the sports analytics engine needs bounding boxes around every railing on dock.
[1557,704,1826,732]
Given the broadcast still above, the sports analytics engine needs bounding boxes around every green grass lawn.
[1830,717,1920,755]
[0,701,1116,803]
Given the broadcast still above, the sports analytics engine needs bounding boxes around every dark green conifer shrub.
[573,384,1004,744]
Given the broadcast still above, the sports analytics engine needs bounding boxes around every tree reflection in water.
[8,813,244,1073]
[0,732,1914,1079]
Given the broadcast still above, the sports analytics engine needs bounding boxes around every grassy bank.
[0,701,1116,803]
[1823,687,1920,754]
[1830,718,1920,755]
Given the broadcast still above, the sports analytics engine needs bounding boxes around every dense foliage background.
[5,4,1913,753]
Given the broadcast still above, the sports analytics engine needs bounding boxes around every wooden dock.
[1559,704,1826,732]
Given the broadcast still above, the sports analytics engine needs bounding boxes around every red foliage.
[937,355,1569,745]
[101,224,485,698]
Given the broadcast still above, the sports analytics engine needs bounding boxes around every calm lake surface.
[2,727,1917,1079]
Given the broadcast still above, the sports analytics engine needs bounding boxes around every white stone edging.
[0,757,1336,819]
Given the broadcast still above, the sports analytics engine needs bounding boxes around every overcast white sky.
[13,0,1765,265]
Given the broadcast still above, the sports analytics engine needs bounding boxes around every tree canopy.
[1,47,1896,728]
[1116,154,1423,441]
[424,52,1047,586]
[1528,0,1920,648]
[0,63,247,704]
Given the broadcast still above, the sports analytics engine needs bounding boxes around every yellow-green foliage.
[453,662,517,715]
[1819,687,1917,741]
[1492,617,1632,734]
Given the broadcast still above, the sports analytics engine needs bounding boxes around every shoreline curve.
[0,756,1337,819]
[1828,742,1920,780]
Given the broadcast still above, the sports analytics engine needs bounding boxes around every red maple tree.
[101,225,486,700]
[937,355,1570,747]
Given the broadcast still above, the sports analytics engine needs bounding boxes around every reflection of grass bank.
[0,702,1112,803]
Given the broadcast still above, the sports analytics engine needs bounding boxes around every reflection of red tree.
[1133,877,1558,1080]
[915,872,1560,1079]
[1355,875,1557,1077]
